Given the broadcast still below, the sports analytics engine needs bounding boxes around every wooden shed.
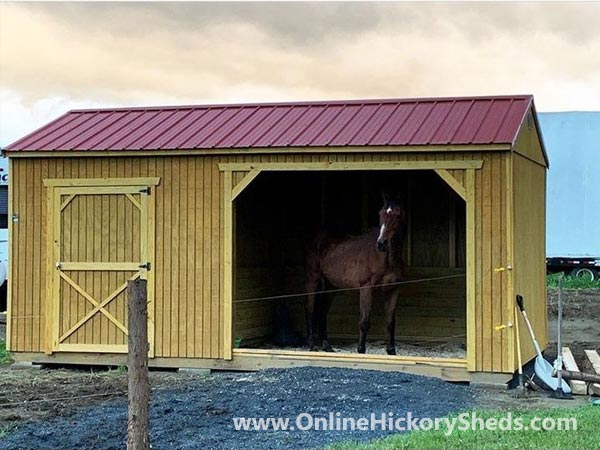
[3,95,548,382]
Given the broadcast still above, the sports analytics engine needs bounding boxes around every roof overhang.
[3,143,512,158]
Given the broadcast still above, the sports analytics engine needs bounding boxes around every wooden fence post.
[127,279,149,450]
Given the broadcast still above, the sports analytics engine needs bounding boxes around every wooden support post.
[127,279,150,450]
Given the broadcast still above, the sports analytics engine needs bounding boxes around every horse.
[304,194,406,355]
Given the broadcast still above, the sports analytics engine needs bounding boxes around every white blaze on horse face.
[386,207,392,214]
[378,223,386,242]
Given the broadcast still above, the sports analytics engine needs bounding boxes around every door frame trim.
[43,178,158,356]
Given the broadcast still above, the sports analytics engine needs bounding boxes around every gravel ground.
[0,367,475,449]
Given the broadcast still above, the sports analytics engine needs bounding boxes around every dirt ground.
[0,367,190,433]
[546,288,600,369]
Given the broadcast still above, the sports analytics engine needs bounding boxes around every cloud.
[0,1,599,121]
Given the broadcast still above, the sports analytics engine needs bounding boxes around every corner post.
[223,171,233,360]
[466,168,476,371]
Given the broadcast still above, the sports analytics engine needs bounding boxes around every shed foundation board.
[12,352,471,382]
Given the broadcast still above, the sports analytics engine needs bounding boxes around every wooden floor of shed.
[13,349,470,382]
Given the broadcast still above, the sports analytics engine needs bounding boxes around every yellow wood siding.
[513,111,547,168]
[512,153,547,364]
[8,150,524,373]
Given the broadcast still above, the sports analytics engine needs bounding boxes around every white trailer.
[539,112,600,280]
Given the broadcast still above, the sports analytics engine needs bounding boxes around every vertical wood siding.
[9,150,531,373]
[512,153,547,365]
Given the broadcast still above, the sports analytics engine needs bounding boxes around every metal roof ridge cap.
[65,94,535,114]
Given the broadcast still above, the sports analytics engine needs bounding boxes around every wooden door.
[48,183,155,354]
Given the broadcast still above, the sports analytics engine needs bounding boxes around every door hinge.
[139,262,151,271]
[139,187,151,195]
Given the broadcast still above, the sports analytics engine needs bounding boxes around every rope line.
[234,273,465,304]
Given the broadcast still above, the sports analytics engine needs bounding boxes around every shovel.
[516,295,571,394]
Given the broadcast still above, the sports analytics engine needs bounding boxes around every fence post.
[127,279,149,450]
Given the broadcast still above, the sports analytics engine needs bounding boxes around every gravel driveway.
[0,367,475,449]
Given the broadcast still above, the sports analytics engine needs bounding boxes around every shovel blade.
[535,357,572,394]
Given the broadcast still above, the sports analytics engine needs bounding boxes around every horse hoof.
[322,344,334,352]
[357,347,366,354]
[386,348,396,356]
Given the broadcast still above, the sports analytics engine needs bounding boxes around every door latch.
[139,187,151,195]
[139,262,151,271]
[55,262,62,269]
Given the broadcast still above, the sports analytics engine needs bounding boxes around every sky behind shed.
[1,2,599,146]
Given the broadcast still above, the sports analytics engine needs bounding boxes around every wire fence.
[233,273,466,304]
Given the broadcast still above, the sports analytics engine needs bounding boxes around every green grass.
[547,273,600,289]
[331,405,600,450]
[0,339,13,364]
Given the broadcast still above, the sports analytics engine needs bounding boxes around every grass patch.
[0,339,13,365]
[332,405,600,450]
[547,273,600,289]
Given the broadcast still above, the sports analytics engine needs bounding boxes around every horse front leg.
[305,278,319,351]
[385,288,399,355]
[357,287,373,354]
[317,293,334,352]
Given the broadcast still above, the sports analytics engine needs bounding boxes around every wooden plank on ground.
[584,350,600,396]
[562,347,587,395]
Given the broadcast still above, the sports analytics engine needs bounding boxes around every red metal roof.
[5,95,535,152]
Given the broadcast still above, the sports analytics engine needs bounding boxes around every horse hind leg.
[317,289,335,352]
[384,288,399,355]
[357,287,373,354]
[305,263,321,351]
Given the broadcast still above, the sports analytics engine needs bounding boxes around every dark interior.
[233,170,466,354]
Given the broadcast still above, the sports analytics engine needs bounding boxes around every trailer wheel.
[570,267,597,282]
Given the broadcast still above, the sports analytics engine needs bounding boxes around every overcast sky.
[1,1,599,146]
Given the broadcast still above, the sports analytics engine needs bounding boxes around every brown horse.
[305,195,406,355]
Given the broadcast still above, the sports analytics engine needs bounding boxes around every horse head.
[377,193,406,252]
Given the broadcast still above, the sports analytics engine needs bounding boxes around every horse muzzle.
[377,239,388,252]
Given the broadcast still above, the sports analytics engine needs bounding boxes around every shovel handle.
[516,294,524,311]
